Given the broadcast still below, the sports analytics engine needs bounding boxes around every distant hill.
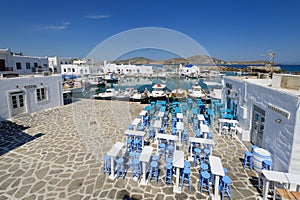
[114,57,153,65]
[112,55,267,65]
[186,55,224,64]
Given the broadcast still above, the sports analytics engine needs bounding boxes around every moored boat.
[92,88,116,100]
[149,83,167,101]
[188,85,206,99]
[169,88,188,102]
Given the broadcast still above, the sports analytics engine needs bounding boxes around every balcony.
[0,67,13,72]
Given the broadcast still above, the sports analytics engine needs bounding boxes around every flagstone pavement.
[0,99,262,199]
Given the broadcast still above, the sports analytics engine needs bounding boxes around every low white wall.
[224,77,300,173]
[0,75,63,121]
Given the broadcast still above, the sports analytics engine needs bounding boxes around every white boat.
[92,88,116,100]
[115,88,134,101]
[188,85,206,99]
[130,89,149,102]
[150,83,167,100]
[169,88,188,101]
[104,73,119,83]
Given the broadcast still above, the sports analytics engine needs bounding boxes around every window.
[26,62,31,69]
[72,68,75,72]
[36,88,47,101]
[16,62,22,70]
[64,68,66,72]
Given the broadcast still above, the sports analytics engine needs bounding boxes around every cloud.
[39,22,70,30]
[85,15,111,19]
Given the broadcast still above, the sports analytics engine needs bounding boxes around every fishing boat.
[188,85,206,99]
[149,83,167,101]
[104,73,119,83]
[115,88,134,101]
[169,88,188,102]
[130,88,150,103]
[92,88,116,100]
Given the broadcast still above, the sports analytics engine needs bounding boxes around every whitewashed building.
[180,64,199,77]
[0,49,49,75]
[61,64,102,76]
[48,56,73,73]
[223,74,300,174]
[103,63,153,76]
[0,74,63,121]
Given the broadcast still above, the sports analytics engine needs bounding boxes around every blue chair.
[149,161,159,184]
[195,130,201,138]
[181,167,191,192]
[172,127,177,136]
[164,116,168,127]
[165,163,173,185]
[262,160,273,170]
[243,151,253,170]
[159,143,166,158]
[128,124,134,130]
[223,167,228,175]
[203,149,211,163]
[200,171,210,196]
[148,126,154,141]
[166,157,173,165]
[167,145,174,157]
[182,129,189,144]
[126,139,132,152]
[132,159,141,179]
[144,115,150,126]
[102,155,111,175]
[152,155,159,162]
[193,148,201,167]
[133,140,141,151]
[200,163,209,172]
[116,158,126,179]
[138,124,145,131]
[220,176,232,200]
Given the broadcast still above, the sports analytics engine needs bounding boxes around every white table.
[107,142,124,180]
[200,124,210,138]
[153,120,162,134]
[173,150,184,193]
[262,170,300,200]
[217,119,239,135]
[124,130,146,148]
[176,113,183,122]
[157,111,164,118]
[139,146,153,185]
[197,114,205,124]
[156,133,178,149]
[132,118,142,131]
[286,173,300,191]
[176,122,184,144]
[209,155,225,200]
[139,110,148,124]
[188,137,214,161]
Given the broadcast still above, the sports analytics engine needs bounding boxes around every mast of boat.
[176,63,179,95]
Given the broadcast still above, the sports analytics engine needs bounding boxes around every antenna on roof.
[260,49,275,65]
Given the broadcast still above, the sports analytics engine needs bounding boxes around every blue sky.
[1,0,300,64]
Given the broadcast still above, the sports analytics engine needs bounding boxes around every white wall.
[0,49,49,75]
[103,64,153,75]
[0,75,63,121]
[61,64,102,75]
[224,76,300,173]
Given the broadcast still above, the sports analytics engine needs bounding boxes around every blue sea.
[149,64,300,73]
